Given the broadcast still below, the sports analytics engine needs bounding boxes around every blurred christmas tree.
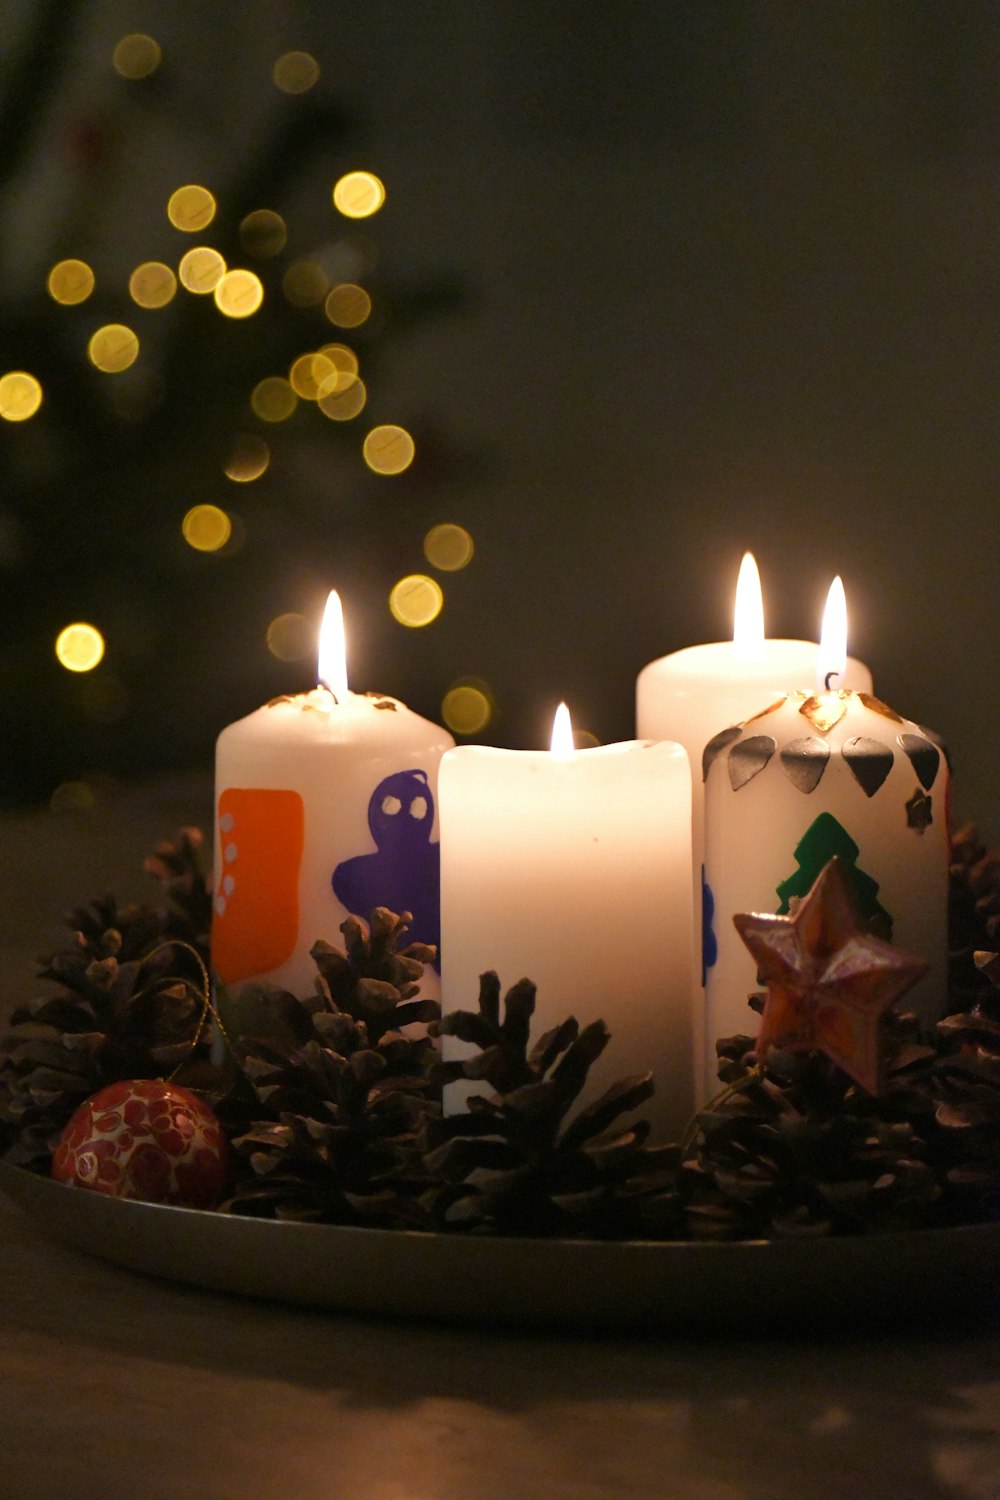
[0,7,472,807]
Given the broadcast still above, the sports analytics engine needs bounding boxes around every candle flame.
[732,551,765,661]
[549,701,575,758]
[318,589,349,697]
[817,576,848,690]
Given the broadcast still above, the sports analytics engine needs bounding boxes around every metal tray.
[3,1158,998,1331]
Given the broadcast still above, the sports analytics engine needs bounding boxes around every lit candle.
[636,554,873,893]
[701,583,949,1098]
[213,591,454,996]
[439,705,694,1139]
[636,558,873,1087]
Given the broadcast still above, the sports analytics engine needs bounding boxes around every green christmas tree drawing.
[775,812,892,938]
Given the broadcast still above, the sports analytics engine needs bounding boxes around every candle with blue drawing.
[212,591,454,999]
[701,579,949,1101]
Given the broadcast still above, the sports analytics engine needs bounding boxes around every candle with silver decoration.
[637,559,872,1089]
[636,554,872,961]
[701,579,949,1099]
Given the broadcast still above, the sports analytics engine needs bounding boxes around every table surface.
[3,781,1000,1500]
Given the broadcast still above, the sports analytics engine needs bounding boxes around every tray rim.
[4,1158,1000,1331]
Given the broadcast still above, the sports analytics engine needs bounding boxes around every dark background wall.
[1,2,998,833]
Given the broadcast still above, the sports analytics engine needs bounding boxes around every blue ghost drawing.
[332,768,442,969]
[701,868,717,986]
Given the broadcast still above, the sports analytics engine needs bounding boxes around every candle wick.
[824,671,841,691]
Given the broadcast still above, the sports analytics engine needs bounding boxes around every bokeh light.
[239,209,287,258]
[363,424,415,475]
[129,260,177,308]
[318,342,360,377]
[282,258,329,306]
[251,377,297,422]
[424,522,474,572]
[273,51,320,93]
[442,683,492,736]
[317,374,366,421]
[112,33,161,79]
[324,282,372,328]
[389,574,443,627]
[87,324,139,373]
[289,352,338,401]
[47,259,94,305]
[50,780,98,814]
[55,622,105,672]
[266,612,313,661]
[80,673,128,723]
[178,246,226,293]
[225,435,270,482]
[214,268,264,318]
[327,233,379,281]
[333,171,386,219]
[182,504,232,552]
[0,372,42,421]
[167,184,216,232]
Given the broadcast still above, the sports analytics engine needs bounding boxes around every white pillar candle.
[637,560,873,1094]
[440,706,694,1141]
[213,592,454,997]
[636,555,873,896]
[702,586,949,1098]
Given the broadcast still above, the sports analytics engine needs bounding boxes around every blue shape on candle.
[332,769,441,969]
[701,868,717,985]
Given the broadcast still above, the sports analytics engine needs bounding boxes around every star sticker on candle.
[733,856,928,1094]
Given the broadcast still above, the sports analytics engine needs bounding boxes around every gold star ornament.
[733,856,929,1094]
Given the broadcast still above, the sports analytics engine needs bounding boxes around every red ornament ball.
[52,1080,228,1209]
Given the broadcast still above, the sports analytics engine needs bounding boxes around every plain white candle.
[440,706,694,1141]
[213,592,454,997]
[702,593,949,1099]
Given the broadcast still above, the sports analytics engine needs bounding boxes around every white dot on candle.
[223,875,235,895]
[215,896,227,915]
[225,842,238,862]
[219,812,234,832]
[732,552,765,662]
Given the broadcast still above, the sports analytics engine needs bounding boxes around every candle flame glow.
[550,701,575,758]
[318,590,349,697]
[732,552,765,661]
[817,576,848,690]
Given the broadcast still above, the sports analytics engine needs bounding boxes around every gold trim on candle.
[857,692,905,724]
[798,691,849,734]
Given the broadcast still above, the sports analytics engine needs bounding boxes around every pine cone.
[142,826,213,954]
[949,823,1000,1015]
[422,972,680,1238]
[684,984,1000,1241]
[221,908,442,1227]
[927,949,1000,1220]
[0,829,214,1170]
[681,1014,945,1241]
